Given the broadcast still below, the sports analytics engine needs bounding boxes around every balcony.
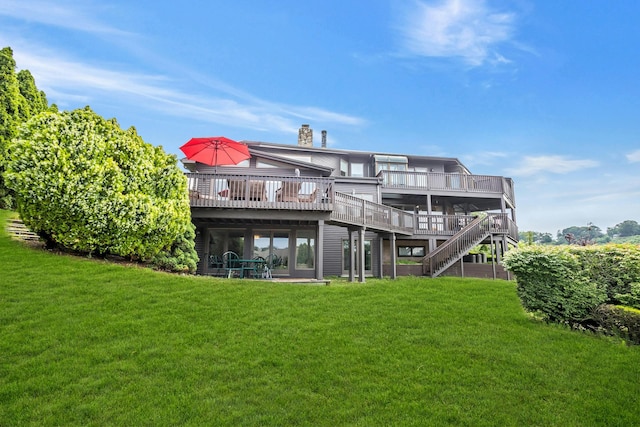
[186,173,334,211]
[378,171,515,207]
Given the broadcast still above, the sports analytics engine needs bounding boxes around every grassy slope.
[1,210,639,426]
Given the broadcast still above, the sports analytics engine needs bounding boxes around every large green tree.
[607,220,640,237]
[0,47,26,208]
[0,47,50,208]
[558,223,604,244]
[17,69,49,118]
[5,106,198,271]
[519,230,554,245]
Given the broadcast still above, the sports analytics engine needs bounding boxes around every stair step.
[5,219,42,242]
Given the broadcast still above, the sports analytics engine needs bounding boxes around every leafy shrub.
[594,304,640,345]
[503,244,640,337]
[571,245,640,304]
[151,222,198,273]
[615,282,640,309]
[5,107,198,270]
[502,245,607,325]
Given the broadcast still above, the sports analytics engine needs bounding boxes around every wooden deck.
[187,173,333,211]
[186,172,518,237]
[378,170,515,207]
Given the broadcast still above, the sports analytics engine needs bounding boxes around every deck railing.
[331,192,415,234]
[414,214,475,236]
[186,173,334,210]
[378,171,515,206]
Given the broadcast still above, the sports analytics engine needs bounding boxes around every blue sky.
[1,0,639,235]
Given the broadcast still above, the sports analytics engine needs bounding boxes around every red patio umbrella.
[179,136,250,167]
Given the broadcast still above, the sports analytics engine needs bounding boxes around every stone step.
[5,218,42,242]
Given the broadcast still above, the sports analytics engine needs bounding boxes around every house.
[184,125,517,281]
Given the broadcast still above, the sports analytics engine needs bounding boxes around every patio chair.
[265,253,283,270]
[275,181,301,202]
[297,188,318,203]
[249,256,271,279]
[222,251,242,278]
[248,181,267,201]
[227,180,267,201]
[227,180,246,200]
[208,254,224,276]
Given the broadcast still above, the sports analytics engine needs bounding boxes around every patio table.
[235,259,267,278]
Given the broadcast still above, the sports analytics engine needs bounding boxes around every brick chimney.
[298,124,313,147]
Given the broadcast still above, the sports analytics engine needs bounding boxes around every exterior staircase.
[423,215,494,278]
[5,218,42,244]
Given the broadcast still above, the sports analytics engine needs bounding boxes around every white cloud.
[11,47,365,135]
[0,0,130,36]
[626,149,640,163]
[505,155,599,176]
[396,0,516,66]
[461,151,508,167]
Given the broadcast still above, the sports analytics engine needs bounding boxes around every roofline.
[242,140,470,171]
[248,148,334,173]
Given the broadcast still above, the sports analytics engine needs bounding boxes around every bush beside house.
[503,244,640,343]
[5,106,198,272]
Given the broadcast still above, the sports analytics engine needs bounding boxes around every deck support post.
[349,229,356,282]
[378,238,384,278]
[389,233,397,279]
[490,237,497,280]
[358,227,366,283]
[316,220,324,280]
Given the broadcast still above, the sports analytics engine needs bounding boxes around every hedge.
[502,244,640,331]
[4,107,198,272]
[594,304,640,345]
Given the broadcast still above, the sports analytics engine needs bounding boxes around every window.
[254,231,290,272]
[272,233,289,271]
[398,246,425,257]
[208,229,244,258]
[206,229,245,274]
[295,230,315,270]
[350,163,364,177]
[340,159,348,176]
[374,155,408,174]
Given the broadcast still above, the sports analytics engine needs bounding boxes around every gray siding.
[310,152,341,171]
[322,225,382,277]
[323,225,345,276]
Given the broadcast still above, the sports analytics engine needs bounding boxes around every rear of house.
[185,125,517,281]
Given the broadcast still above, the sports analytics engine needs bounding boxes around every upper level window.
[340,159,348,176]
[374,155,408,174]
[350,163,364,177]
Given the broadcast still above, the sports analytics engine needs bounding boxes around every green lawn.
[2,210,640,426]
